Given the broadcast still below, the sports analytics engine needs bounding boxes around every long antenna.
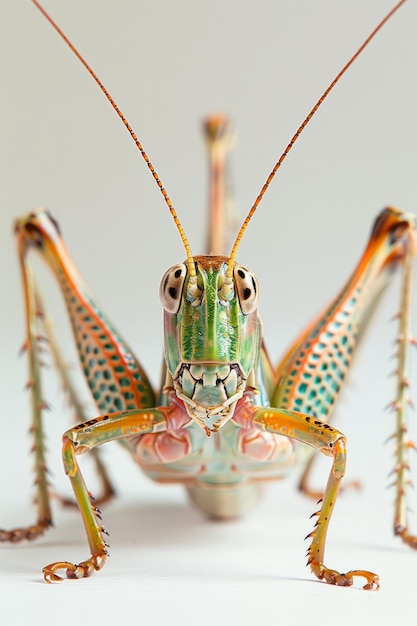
[226,0,407,277]
[31,0,196,277]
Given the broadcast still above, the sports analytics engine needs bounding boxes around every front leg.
[43,408,167,583]
[253,407,379,590]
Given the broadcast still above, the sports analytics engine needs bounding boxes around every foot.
[43,553,107,582]
[310,561,379,590]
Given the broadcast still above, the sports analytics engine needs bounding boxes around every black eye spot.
[233,264,259,314]
[159,263,187,314]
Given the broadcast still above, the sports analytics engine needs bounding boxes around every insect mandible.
[1,0,415,590]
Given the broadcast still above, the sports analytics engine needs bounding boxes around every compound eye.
[159,264,187,314]
[233,265,259,314]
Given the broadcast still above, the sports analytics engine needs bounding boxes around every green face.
[160,255,261,433]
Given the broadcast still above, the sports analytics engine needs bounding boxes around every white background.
[1,0,417,624]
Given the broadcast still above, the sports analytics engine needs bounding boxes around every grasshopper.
[1,0,415,589]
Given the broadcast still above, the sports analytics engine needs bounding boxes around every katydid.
[1,0,414,590]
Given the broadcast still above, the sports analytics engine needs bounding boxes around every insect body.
[1,0,415,589]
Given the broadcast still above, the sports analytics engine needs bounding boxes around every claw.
[342,569,380,591]
[43,554,107,583]
[310,562,379,590]
[43,561,73,583]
